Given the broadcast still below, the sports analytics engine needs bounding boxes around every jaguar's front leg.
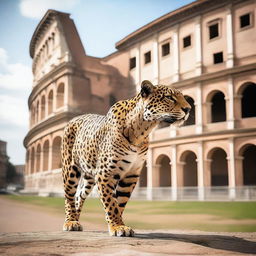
[96,173,134,237]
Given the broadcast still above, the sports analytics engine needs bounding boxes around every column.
[153,35,159,84]
[171,145,177,200]
[228,138,236,199]
[48,144,53,172]
[227,76,235,129]
[197,141,205,200]
[146,147,153,200]
[135,45,141,92]
[172,25,180,83]
[226,6,234,68]
[195,83,203,134]
[195,16,202,76]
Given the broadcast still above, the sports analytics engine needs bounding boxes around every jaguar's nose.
[182,107,191,114]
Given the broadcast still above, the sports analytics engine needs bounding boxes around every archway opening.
[139,161,147,187]
[211,91,226,123]
[157,155,171,187]
[184,96,195,126]
[36,144,41,173]
[210,148,228,186]
[242,144,256,185]
[48,90,53,114]
[52,137,62,169]
[182,151,198,186]
[241,83,256,118]
[41,96,46,120]
[43,140,50,171]
[57,83,64,108]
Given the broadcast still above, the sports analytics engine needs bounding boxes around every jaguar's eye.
[165,95,176,102]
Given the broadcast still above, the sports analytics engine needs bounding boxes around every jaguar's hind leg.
[75,173,95,219]
[63,165,83,231]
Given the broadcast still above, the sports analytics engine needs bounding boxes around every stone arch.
[207,90,226,123]
[43,140,50,171]
[30,147,35,174]
[156,154,171,187]
[184,95,195,126]
[52,136,62,170]
[239,144,256,185]
[56,83,64,108]
[139,161,147,187]
[208,147,228,186]
[239,82,256,118]
[36,143,41,172]
[180,150,198,186]
[48,90,54,115]
[41,95,46,120]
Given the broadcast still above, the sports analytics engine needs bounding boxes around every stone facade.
[24,0,256,199]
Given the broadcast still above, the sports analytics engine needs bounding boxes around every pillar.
[146,147,153,200]
[227,76,235,129]
[64,80,69,111]
[195,83,203,133]
[171,145,177,200]
[195,16,202,76]
[135,45,141,92]
[53,83,57,114]
[197,141,205,200]
[226,6,234,68]
[172,25,180,83]
[227,138,236,199]
[152,35,159,84]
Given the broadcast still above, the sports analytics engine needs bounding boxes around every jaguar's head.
[140,80,191,126]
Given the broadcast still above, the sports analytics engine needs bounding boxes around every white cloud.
[0,94,29,127]
[19,0,80,19]
[0,48,32,91]
[0,48,31,164]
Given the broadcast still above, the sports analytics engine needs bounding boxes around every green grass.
[3,195,256,232]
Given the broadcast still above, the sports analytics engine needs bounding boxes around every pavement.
[0,230,256,255]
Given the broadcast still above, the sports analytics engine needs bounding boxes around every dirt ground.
[0,197,256,255]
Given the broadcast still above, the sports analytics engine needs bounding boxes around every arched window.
[48,90,53,115]
[242,144,256,185]
[184,96,195,126]
[241,83,256,118]
[56,83,64,108]
[156,155,171,187]
[211,91,226,123]
[36,144,41,172]
[36,101,39,123]
[52,136,62,169]
[181,151,198,186]
[43,140,50,171]
[210,148,228,186]
[41,95,46,120]
[139,162,147,187]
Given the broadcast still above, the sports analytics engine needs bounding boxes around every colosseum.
[24,0,256,200]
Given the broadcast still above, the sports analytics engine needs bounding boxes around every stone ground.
[0,197,256,255]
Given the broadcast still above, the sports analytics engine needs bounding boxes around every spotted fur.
[61,80,191,236]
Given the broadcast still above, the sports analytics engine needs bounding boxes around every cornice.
[116,0,246,50]
[172,63,256,88]
[23,111,81,147]
[149,126,256,147]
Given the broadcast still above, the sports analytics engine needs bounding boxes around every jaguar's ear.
[141,80,154,98]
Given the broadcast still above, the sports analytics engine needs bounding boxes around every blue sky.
[0,0,194,164]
